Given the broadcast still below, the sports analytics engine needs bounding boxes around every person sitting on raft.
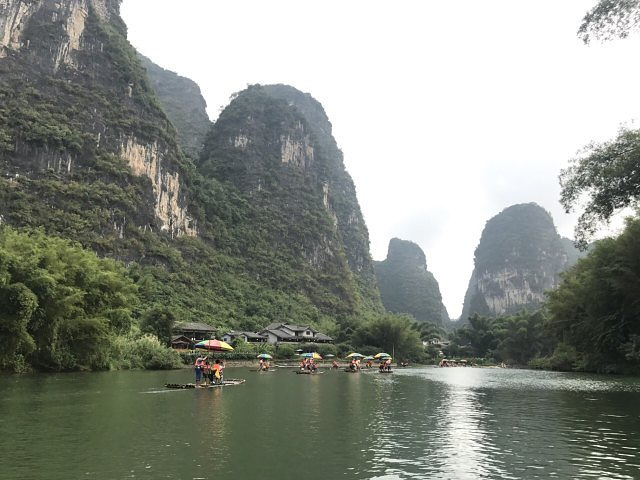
[349,358,357,371]
[332,359,339,369]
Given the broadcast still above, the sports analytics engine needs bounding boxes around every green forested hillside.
[374,238,449,326]
[0,1,412,372]
[139,54,211,159]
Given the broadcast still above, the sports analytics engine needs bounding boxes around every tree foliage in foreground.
[578,0,640,43]
[560,128,640,249]
[546,216,640,373]
[0,227,180,372]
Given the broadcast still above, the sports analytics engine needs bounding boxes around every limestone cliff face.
[0,0,116,66]
[375,238,449,326]
[261,85,378,303]
[460,203,573,321]
[0,0,196,249]
[198,84,382,314]
[120,137,196,237]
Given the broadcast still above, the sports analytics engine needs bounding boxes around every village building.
[173,322,216,342]
[259,323,333,345]
[222,331,267,344]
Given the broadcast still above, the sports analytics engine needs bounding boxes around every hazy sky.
[121,1,640,319]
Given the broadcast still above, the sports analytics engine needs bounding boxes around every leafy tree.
[578,0,640,43]
[560,129,640,249]
[414,321,447,342]
[352,313,424,361]
[140,307,176,346]
[495,311,549,364]
[546,216,640,372]
[0,282,38,370]
[0,227,138,371]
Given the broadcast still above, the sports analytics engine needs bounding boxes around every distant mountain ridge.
[460,203,585,321]
[374,238,449,326]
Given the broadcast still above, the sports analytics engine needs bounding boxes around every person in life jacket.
[194,354,205,385]
[212,359,224,383]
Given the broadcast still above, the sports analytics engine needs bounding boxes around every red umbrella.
[195,339,234,351]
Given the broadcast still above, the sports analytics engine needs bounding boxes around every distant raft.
[165,379,246,389]
[295,370,323,374]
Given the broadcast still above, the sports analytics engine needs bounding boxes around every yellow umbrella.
[300,352,322,359]
[195,339,234,351]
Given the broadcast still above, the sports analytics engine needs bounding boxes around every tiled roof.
[175,322,216,332]
[262,328,296,340]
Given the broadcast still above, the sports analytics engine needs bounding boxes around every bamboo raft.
[165,378,246,389]
[295,370,323,374]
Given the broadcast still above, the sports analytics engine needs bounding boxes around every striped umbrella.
[195,339,234,351]
[300,352,322,360]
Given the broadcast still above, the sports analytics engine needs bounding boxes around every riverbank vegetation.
[446,214,640,374]
[0,226,425,373]
[0,228,181,372]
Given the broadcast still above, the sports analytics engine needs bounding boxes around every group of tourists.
[379,357,392,372]
[258,358,271,371]
[299,357,318,372]
[348,358,361,371]
[194,354,225,386]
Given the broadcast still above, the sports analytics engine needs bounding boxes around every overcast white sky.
[121,1,640,319]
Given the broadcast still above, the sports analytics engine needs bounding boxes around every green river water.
[1,366,639,479]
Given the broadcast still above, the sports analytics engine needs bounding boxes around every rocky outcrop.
[0,0,196,253]
[260,84,378,301]
[375,238,449,326]
[0,0,116,67]
[120,138,196,237]
[460,203,578,321]
[139,54,211,159]
[198,84,382,314]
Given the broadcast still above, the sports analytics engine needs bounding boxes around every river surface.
[1,366,639,479]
